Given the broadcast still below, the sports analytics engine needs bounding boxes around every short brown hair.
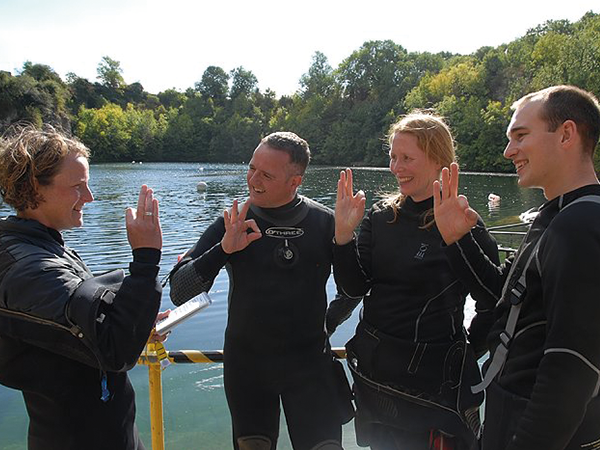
[0,124,90,211]
[261,131,311,175]
[513,85,600,157]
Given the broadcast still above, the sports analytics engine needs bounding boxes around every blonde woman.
[332,112,499,450]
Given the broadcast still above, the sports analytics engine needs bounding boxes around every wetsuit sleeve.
[1,248,162,372]
[443,220,510,313]
[332,209,373,298]
[93,248,162,370]
[464,220,501,355]
[507,205,600,450]
[169,217,228,306]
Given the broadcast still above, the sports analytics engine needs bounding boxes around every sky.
[0,0,598,97]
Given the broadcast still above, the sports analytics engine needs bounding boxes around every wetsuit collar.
[0,216,64,246]
[540,184,600,214]
[404,195,434,213]
[249,195,310,226]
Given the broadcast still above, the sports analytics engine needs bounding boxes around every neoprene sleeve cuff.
[132,248,161,265]
[443,230,478,263]
[332,233,356,246]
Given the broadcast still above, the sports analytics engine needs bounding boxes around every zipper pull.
[100,372,111,402]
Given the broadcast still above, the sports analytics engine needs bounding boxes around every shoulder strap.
[562,194,600,209]
[472,246,538,393]
[472,194,600,394]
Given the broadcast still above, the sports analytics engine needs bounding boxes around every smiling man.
[169,132,349,450]
[433,85,600,450]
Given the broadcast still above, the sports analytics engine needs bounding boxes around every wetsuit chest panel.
[224,204,334,352]
[364,207,463,340]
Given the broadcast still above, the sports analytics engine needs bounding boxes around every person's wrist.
[333,232,354,245]
[220,241,231,254]
[441,229,466,246]
[440,232,456,245]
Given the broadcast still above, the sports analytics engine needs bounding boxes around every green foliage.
[67,74,106,110]
[157,89,187,109]
[300,52,335,99]
[229,67,258,100]
[195,66,229,105]
[75,103,168,162]
[97,56,125,90]
[0,62,71,130]
[4,12,600,171]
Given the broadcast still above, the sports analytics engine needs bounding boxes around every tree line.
[1,12,599,172]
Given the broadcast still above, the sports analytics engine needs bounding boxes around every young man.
[0,125,163,450]
[433,85,600,450]
[169,132,347,450]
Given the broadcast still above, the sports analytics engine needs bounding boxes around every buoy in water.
[196,181,208,192]
[488,193,501,203]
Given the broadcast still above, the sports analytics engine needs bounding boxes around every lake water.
[0,163,545,450]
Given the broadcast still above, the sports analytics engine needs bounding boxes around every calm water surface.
[0,163,545,450]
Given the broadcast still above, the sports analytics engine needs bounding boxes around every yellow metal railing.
[138,344,347,450]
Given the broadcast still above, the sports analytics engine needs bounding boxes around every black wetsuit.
[444,185,600,450]
[0,216,162,450]
[170,196,344,450]
[333,196,499,449]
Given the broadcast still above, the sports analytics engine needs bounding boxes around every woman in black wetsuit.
[332,112,499,450]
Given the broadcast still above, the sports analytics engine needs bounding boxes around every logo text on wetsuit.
[265,227,304,239]
[414,243,429,259]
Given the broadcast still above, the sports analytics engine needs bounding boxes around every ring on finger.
[144,211,153,216]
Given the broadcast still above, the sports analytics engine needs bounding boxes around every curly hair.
[0,124,90,212]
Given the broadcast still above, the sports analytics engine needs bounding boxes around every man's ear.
[290,174,303,189]
[560,120,577,147]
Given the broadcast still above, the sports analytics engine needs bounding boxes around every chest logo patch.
[265,227,304,239]
[414,243,429,260]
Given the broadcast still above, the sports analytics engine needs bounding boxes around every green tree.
[5,12,600,171]
[67,73,106,110]
[158,88,187,109]
[76,103,130,161]
[0,63,71,131]
[209,113,262,163]
[299,51,334,99]
[160,93,216,161]
[97,56,125,89]
[195,66,229,105]
[123,82,147,105]
[329,40,424,165]
[124,104,167,161]
[21,62,63,84]
[161,110,196,161]
[229,66,258,99]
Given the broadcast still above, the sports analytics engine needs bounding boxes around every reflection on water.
[0,163,546,450]
[194,365,225,392]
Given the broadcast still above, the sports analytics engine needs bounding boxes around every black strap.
[472,195,600,394]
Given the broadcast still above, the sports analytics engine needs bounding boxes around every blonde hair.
[383,111,455,227]
[0,124,90,211]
